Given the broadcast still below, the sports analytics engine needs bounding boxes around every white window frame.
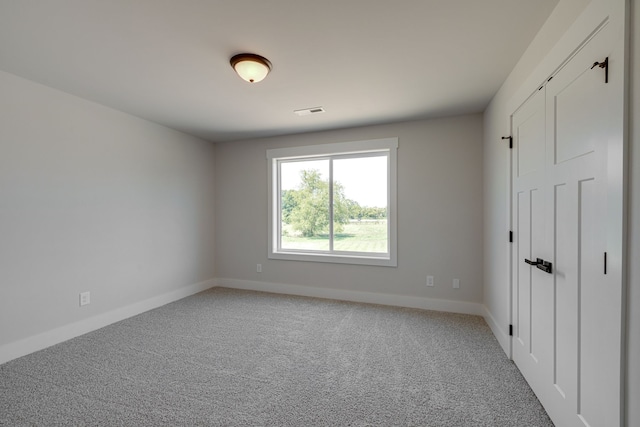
[267,137,398,267]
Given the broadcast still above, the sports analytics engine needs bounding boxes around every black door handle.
[524,258,553,274]
[536,260,553,274]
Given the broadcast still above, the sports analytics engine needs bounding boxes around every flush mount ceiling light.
[230,53,271,83]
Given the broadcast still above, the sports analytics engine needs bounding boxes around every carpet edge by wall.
[0,278,217,365]
[215,278,484,316]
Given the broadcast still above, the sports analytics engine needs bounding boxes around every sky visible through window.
[280,156,387,208]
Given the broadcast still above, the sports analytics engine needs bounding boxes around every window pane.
[333,155,388,253]
[280,159,330,251]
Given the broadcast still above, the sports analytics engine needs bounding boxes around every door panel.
[512,88,549,386]
[577,175,618,426]
[515,191,531,351]
[511,19,623,427]
[544,22,620,424]
[552,182,577,403]
[577,178,601,425]
[554,71,600,163]
[516,97,545,177]
[530,186,552,368]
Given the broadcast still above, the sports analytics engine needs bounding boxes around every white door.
[512,87,552,391]
[511,21,623,427]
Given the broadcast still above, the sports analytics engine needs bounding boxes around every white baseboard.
[0,278,217,365]
[214,278,484,316]
[483,305,511,358]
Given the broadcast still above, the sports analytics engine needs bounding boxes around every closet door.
[511,21,623,427]
[512,87,552,392]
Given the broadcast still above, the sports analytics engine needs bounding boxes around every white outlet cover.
[453,279,460,289]
[427,276,434,286]
[79,292,90,306]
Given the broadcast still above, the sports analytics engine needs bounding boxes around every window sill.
[268,251,397,267]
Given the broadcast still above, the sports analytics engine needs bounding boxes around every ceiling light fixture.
[230,53,271,83]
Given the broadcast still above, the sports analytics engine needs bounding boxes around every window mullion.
[387,153,391,253]
[276,160,282,253]
[328,157,334,252]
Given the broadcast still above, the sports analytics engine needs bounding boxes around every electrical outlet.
[426,275,434,287]
[256,264,262,273]
[453,279,460,289]
[79,291,90,306]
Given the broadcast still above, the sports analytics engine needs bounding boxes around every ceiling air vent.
[293,106,325,116]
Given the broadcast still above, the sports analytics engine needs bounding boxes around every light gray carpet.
[0,287,553,426]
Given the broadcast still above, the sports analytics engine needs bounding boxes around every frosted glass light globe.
[231,54,271,83]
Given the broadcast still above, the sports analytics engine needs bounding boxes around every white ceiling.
[0,0,559,142]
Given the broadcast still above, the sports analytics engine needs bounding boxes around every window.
[267,138,397,266]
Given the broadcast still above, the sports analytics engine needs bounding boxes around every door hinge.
[509,231,513,243]
[509,324,513,336]
[502,136,513,149]
[604,252,607,275]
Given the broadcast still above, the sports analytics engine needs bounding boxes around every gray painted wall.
[0,70,217,349]
[215,115,484,304]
